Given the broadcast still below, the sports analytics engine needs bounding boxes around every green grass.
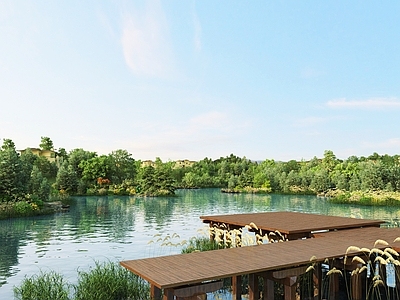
[326,189,400,206]
[14,271,71,300]
[13,261,150,300]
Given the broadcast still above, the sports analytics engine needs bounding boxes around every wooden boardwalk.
[200,211,384,239]
[121,213,394,300]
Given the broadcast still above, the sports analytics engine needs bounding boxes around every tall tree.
[39,136,54,150]
[0,139,23,200]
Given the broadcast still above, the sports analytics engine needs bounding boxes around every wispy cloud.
[117,111,251,160]
[364,138,400,149]
[120,0,174,78]
[327,97,400,109]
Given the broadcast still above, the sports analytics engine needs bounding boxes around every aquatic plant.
[13,261,149,300]
[14,271,71,300]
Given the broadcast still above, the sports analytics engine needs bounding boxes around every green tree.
[54,162,79,193]
[20,148,37,192]
[0,139,23,201]
[109,149,137,184]
[34,156,57,179]
[67,149,97,178]
[29,166,50,201]
[1,139,16,151]
[39,136,54,150]
[80,155,112,184]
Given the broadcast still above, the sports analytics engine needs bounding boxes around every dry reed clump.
[315,237,400,300]
[180,222,287,253]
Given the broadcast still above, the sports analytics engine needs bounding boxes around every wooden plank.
[272,265,308,279]
[121,227,400,290]
[200,211,384,237]
[173,281,223,297]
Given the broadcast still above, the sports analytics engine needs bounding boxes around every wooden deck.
[200,211,385,239]
[121,226,400,299]
[121,212,394,300]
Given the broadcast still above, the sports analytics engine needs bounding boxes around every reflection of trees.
[69,196,137,242]
[141,197,176,226]
[0,220,27,287]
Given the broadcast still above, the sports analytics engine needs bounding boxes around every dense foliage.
[2,137,400,214]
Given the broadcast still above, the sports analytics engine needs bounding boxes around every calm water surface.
[1,188,400,299]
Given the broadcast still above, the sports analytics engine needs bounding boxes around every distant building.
[174,159,195,168]
[141,160,155,168]
[140,159,196,168]
[19,148,57,163]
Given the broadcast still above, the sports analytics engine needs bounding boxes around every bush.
[14,271,71,300]
[14,201,33,215]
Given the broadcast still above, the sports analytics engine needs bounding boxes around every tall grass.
[75,261,149,300]
[14,271,71,300]
[13,261,149,300]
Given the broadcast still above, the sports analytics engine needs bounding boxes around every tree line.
[1,137,400,206]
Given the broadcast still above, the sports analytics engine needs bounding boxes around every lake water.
[1,188,400,299]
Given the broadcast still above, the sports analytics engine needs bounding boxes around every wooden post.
[151,284,162,300]
[232,275,242,300]
[163,288,174,300]
[248,273,259,300]
[283,276,297,300]
[261,273,274,300]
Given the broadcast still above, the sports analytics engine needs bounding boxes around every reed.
[318,238,400,300]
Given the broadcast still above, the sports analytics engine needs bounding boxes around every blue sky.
[1,1,400,161]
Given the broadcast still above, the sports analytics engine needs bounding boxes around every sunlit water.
[1,188,400,299]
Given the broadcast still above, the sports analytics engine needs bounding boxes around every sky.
[1,1,400,162]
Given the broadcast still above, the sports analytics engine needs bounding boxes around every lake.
[1,188,400,299]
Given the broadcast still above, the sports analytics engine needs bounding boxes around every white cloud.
[116,111,251,160]
[120,0,174,78]
[327,97,400,109]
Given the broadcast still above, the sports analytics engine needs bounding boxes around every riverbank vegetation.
[13,261,149,300]
[2,136,400,219]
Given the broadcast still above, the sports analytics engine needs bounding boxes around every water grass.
[13,261,149,300]
[14,271,71,300]
[75,261,149,300]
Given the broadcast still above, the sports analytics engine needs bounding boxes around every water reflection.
[0,189,399,299]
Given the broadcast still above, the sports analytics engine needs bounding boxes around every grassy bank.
[325,189,400,206]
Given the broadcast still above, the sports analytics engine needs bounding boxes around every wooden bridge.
[121,212,398,300]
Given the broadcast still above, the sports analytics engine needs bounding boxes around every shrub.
[14,201,33,215]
